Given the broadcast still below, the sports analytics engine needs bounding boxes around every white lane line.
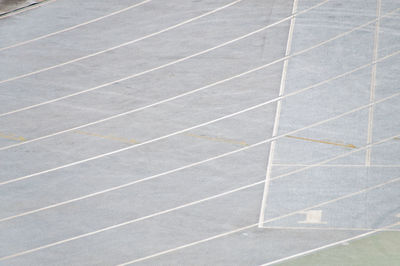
[0,0,241,85]
[365,0,382,166]
[118,176,400,265]
[272,164,400,167]
[4,172,399,263]
[2,132,399,260]
[2,92,399,223]
[0,179,265,261]
[260,221,400,266]
[270,136,400,182]
[1,55,399,187]
[260,226,400,232]
[0,0,151,50]
[0,0,244,86]
[0,0,56,19]
[0,0,332,116]
[1,18,397,154]
[259,0,298,228]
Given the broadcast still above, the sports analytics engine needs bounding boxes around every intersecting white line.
[0,0,151,51]
[259,0,298,228]
[365,0,382,166]
[260,221,400,266]
[0,178,265,261]
[117,176,400,265]
[269,134,400,182]
[1,49,399,187]
[1,12,397,155]
[2,142,400,262]
[1,88,399,224]
[0,1,398,264]
[0,0,332,117]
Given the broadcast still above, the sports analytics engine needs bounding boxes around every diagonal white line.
[0,179,265,261]
[0,0,332,116]
[1,89,399,223]
[365,0,382,166]
[0,0,151,50]
[259,0,298,228]
[1,131,399,260]
[117,176,400,265]
[1,53,399,187]
[3,170,399,262]
[1,16,398,154]
[0,0,241,84]
[260,221,400,266]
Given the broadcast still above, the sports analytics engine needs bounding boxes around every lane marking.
[1,102,399,224]
[0,0,151,49]
[259,0,298,228]
[270,134,400,182]
[272,163,400,168]
[185,132,248,146]
[117,176,400,265]
[0,0,241,83]
[0,132,26,142]
[260,221,400,266]
[1,48,398,154]
[286,135,357,149]
[298,210,326,224]
[0,0,333,116]
[74,130,138,145]
[261,226,400,232]
[1,71,399,188]
[3,173,400,262]
[366,0,382,166]
[0,178,265,261]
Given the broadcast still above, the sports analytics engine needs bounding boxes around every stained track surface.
[0,0,399,265]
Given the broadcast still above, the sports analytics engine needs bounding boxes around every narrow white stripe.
[258,0,298,228]
[0,0,332,116]
[0,0,151,50]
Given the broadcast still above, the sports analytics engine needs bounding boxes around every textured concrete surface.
[0,0,399,265]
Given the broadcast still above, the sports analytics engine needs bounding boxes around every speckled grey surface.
[0,0,399,265]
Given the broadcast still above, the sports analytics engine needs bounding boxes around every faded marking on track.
[0,132,26,142]
[286,135,357,149]
[74,130,138,145]
[185,132,248,147]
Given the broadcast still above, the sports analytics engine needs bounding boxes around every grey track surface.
[0,0,399,265]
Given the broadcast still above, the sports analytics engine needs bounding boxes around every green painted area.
[280,231,400,266]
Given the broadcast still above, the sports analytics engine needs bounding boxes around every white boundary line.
[2,60,398,187]
[0,179,265,261]
[1,15,397,154]
[1,51,399,187]
[1,91,399,223]
[269,134,400,182]
[2,169,400,262]
[365,0,382,166]
[0,0,241,85]
[260,226,400,232]
[0,0,332,116]
[259,0,298,228]
[272,163,400,167]
[117,176,400,265]
[0,0,151,50]
[260,221,400,266]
